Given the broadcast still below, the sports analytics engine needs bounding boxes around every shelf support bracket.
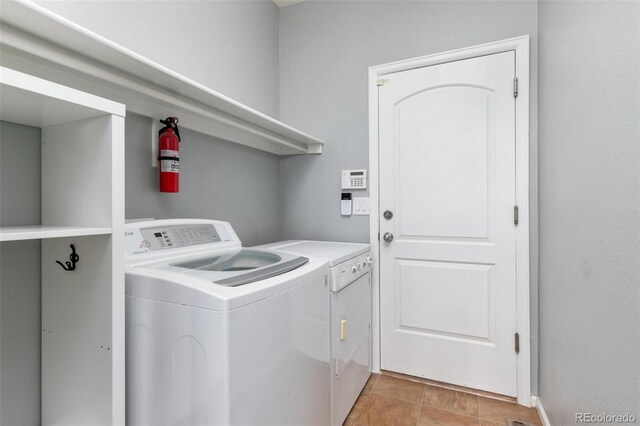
[151,120,159,168]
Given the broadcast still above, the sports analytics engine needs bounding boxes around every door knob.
[383,210,393,220]
[383,232,394,242]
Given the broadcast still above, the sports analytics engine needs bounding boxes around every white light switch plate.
[353,197,370,215]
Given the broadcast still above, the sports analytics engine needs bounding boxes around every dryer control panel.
[331,251,372,292]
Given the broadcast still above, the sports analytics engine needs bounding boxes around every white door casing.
[369,36,530,404]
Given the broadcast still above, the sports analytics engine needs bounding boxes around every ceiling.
[273,0,306,7]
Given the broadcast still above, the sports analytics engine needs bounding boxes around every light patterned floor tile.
[480,420,503,426]
[371,374,425,404]
[479,397,542,426]
[423,384,479,416]
[417,405,480,426]
[355,393,421,426]
[363,373,379,392]
[343,391,370,426]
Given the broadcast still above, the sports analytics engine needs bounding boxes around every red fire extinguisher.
[158,117,181,193]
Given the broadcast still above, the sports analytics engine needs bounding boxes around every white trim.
[368,35,531,405]
[368,68,382,373]
[531,396,552,426]
[110,114,126,424]
[0,0,323,155]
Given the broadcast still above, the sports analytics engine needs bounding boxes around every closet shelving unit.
[0,66,125,424]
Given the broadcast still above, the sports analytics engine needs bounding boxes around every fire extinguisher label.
[160,150,179,173]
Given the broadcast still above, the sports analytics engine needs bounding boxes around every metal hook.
[56,244,79,271]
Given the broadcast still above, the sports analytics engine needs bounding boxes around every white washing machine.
[254,240,372,426]
[124,219,331,426]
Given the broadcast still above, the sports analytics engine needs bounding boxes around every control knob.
[351,265,358,274]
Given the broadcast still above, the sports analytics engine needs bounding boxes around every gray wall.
[0,121,42,425]
[33,0,284,246]
[278,0,540,393]
[35,0,280,118]
[538,1,640,423]
[125,113,282,246]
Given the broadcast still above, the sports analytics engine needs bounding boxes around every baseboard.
[531,396,551,426]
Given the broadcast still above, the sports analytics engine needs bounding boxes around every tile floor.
[344,373,542,426]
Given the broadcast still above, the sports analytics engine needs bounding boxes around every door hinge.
[513,78,519,98]
[515,332,520,354]
[377,78,389,87]
[377,232,380,241]
[514,205,519,226]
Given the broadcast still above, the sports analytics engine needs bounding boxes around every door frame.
[368,35,531,406]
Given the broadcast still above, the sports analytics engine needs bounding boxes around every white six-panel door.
[378,51,518,396]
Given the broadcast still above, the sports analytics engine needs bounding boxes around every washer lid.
[139,249,308,287]
[173,249,281,271]
[125,256,329,312]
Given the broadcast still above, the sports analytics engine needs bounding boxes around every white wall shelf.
[0,226,112,242]
[0,0,324,155]
[0,66,125,127]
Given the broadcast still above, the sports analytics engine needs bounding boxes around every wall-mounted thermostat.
[341,169,367,190]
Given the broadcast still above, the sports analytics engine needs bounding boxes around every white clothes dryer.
[124,219,331,426]
[254,240,372,426]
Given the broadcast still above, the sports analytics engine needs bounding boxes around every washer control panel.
[125,223,233,255]
[332,251,372,292]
